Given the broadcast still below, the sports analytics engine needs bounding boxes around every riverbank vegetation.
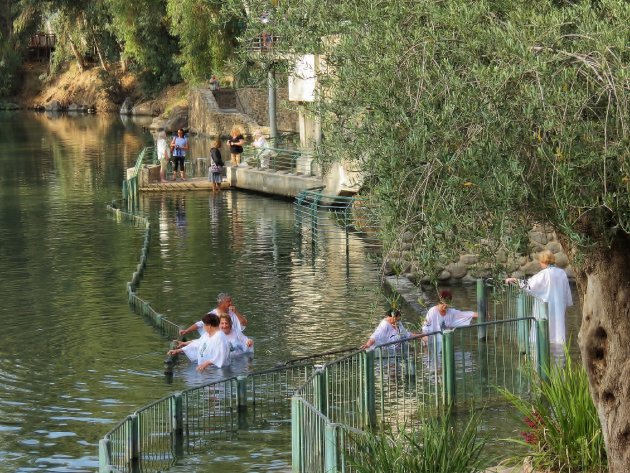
[234,0,629,469]
[0,0,242,102]
[503,353,607,472]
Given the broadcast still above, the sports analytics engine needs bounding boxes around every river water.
[0,112,581,472]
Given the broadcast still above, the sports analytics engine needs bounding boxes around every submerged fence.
[295,189,380,248]
[103,148,552,472]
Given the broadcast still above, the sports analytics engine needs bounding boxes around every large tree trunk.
[66,35,85,73]
[578,229,630,473]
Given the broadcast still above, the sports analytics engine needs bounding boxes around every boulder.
[132,100,160,116]
[522,260,542,276]
[67,103,85,112]
[528,230,547,245]
[437,270,451,281]
[545,241,564,253]
[446,262,468,279]
[554,251,569,268]
[149,117,167,130]
[45,100,63,112]
[163,105,189,133]
[120,97,134,115]
[460,254,478,265]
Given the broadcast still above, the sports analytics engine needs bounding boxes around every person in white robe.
[179,292,248,337]
[219,315,254,355]
[506,250,573,345]
[361,309,409,350]
[168,313,231,371]
[421,290,478,361]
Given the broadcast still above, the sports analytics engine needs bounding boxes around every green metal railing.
[291,304,550,472]
[295,189,380,248]
[242,145,315,175]
[122,147,155,212]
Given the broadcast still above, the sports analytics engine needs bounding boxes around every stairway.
[213,89,238,112]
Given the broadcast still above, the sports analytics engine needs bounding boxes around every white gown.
[422,306,476,362]
[369,319,407,348]
[195,308,243,335]
[522,265,573,344]
[182,330,231,368]
[225,329,254,355]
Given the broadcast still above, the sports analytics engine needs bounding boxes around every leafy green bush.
[349,412,487,473]
[503,353,607,472]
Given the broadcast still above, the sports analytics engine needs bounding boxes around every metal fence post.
[314,369,328,417]
[442,330,456,406]
[129,414,140,473]
[361,350,376,428]
[517,294,528,354]
[237,376,248,429]
[536,316,550,383]
[98,438,111,473]
[324,423,338,473]
[476,279,487,340]
[291,397,302,473]
[172,393,184,458]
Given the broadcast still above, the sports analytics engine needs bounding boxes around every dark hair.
[202,312,220,327]
[388,308,401,317]
[439,290,453,303]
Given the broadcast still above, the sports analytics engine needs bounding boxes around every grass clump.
[349,411,487,473]
[503,352,607,472]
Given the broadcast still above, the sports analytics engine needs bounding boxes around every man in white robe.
[179,292,248,337]
[506,250,573,345]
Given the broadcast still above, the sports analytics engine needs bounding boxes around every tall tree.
[257,0,630,469]
[166,0,241,83]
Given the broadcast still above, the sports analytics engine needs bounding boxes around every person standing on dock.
[505,250,573,345]
[156,130,170,182]
[180,292,248,337]
[170,128,188,181]
[208,138,224,192]
[227,126,245,167]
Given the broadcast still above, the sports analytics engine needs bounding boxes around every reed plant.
[348,411,487,473]
[502,352,607,472]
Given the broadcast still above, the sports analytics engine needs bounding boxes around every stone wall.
[236,87,299,132]
[189,88,258,137]
[385,223,574,284]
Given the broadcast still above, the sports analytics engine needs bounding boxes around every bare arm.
[179,323,199,336]
[230,306,248,328]
[197,360,213,372]
[360,338,375,350]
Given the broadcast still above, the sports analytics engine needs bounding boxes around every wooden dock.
[140,178,230,192]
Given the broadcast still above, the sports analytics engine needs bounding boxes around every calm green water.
[0,112,390,472]
[0,112,582,472]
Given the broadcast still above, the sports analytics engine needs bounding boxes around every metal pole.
[236,376,248,429]
[324,423,338,473]
[268,67,277,139]
[476,279,487,340]
[172,393,183,458]
[291,397,302,473]
[98,438,111,473]
[517,294,528,354]
[313,369,327,417]
[442,330,456,406]
[130,414,140,473]
[361,350,376,428]
[536,314,550,382]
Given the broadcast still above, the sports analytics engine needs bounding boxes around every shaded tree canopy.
[237,0,629,469]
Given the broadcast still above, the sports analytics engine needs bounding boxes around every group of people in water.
[362,250,572,353]
[167,293,253,372]
[170,250,572,372]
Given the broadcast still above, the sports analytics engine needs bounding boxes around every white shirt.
[422,306,476,334]
[522,265,573,344]
[369,318,407,347]
[156,138,169,160]
[195,308,243,335]
[225,329,253,355]
[183,330,231,368]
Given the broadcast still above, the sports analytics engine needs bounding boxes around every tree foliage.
[255,0,629,276]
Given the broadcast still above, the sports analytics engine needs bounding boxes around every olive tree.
[246,0,629,469]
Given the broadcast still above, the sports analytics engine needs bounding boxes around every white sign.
[288,55,318,102]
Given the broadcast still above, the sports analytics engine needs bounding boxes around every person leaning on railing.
[179,292,248,337]
[505,249,572,345]
[361,309,408,350]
